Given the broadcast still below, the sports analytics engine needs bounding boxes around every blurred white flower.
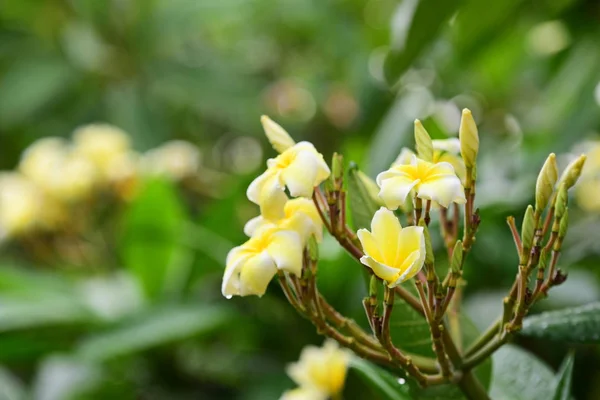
[142,140,201,180]
[72,124,131,180]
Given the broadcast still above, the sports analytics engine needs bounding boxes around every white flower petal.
[377,176,419,210]
[417,173,465,207]
[243,216,266,237]
[239,251,278,297]
[360,255,398,282]
[267,230,303,276]
[282,151,319,198]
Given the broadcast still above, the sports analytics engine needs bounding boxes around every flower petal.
[377,175,419,211]
[259,173,288,220]
[357,229,383,261]
[370,207,402,264]
[282,150,319,198]
[267,230,303,276]
[390,249,425,287]
[395,225,424,265]
[360,255,398,282]
[222,246,251,298]
[239,251,278,297]
[418,164,465,207]
[243,216,264,237]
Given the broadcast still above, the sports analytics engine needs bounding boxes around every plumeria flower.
[377,155,466,209]
[73,124,131,181]
[244,198,323,243]
[393,138,466,182]
[279,387,327,400]
[142,140,201,180]
[247,142,330,220]
[357,207,426,287]
[222,227,303,298]
[285,340,350,399]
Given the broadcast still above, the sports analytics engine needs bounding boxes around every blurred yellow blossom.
[575,143,600,212]
[247,141,330,220]
[0,173,45,237]
[261,115,296,153]
[73,124,131,180]
[280,387,327,400]
[357,207,425,287]
[378,155,465,209]
[244,198,322,242]
[285,340,350,399]
[142,140,200,180]
[222,227,303,298]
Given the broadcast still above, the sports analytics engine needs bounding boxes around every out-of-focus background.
[0,0,599,399]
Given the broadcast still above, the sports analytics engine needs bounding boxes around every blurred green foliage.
[1,0,600,399]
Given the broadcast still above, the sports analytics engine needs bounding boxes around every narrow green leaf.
[120,178,187,298]
[552,352,575,400]
[76,305,232,362]
[384,0,462,84]
[520,302,600,343]
[349,356,411,400]
[489,345,555,400]
[347,163,381,231]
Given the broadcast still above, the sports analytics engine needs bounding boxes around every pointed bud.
[450,240,463,274]
[558,208,569,239]
[554,184,568,220]
[559,154,587,189]
[332,153,343,184]
[535,153,558,213]
[260,115,296,153]
[538,248,549,270]
[459,109,479,168]
[521,205,535,252]
[419,220,434,264]
[414,120,433,162]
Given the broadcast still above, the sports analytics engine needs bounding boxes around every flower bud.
[559,154,586,189]
[450,240,463,274]
[554,184,568,220]
[459,109,479,168]
[331,152,343,190]
[419,220,435,265]
[521,205,535,252]
[535,153,558,213]
[414,120,433,162]
[307,235,319,262]
[558,208,569,239]
[261,115,296,153]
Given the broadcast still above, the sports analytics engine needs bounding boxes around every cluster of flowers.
[0,124,201,240]
[574,140,600,212]
[222,113,472,297]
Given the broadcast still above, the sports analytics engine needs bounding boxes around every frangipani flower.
[142,140,200,180]
[73,124,131,180]
[247,142,330,220]
[393,138,466,182]
[357,207,426,287]
[244,198,323,242]
[377,155,466,209]
[286,340,350,398]
[280,387,327,400]
[222,227,303,298]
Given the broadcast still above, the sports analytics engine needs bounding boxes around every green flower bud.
[554,184,568,220]
[558,208,569,239]
[414,120,433,162]
[535,153,558,213]
[521,205,535,252]
[559,154,587,189]
[307,235,319,262]
[331,152,344,190]
[450,240,463,274]
[459,109,479,168]
[419,220,434,265]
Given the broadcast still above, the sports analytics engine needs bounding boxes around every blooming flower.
[142,140,201,180]
[280,387,327,400]
[285,340,350,399]
[377,155,466,209]
[222,227,303,298]
[261,115,296,153]
[247,142,330,220]
[357,207,426,287]
[72,124,131,180]
[575,142,600,212]
[393,138,466,182]
[19,137,97,202]
[244,198,323,243]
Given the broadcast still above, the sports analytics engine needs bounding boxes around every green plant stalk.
[457,371,492,400]
[465,318,501,357]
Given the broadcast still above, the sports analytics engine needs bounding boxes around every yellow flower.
[247,142,330,220]
[19,137,97,202]
[222,227,303,298]
[575,143,600,212]
[286,340,350,398]
[378,155,466,209]
[73,124,131,180]
[142,140,200,180]
[0,174,43,237]
[393,138,466,182]
[261,115,296,153]
[357,207,425,287]
[244,198,323,242]
[280,387,327,400]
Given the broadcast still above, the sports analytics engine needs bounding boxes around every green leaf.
[489,345,555,400]
[520,302,600,343]
[552,352,575,400]
[349,356,411,400]
[76,305,232,362]
[347,163,381,231]
[120,178,187,298]
[383,0,462,84]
